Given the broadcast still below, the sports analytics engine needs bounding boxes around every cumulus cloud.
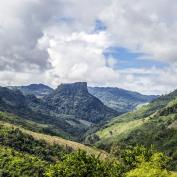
[38,29,119,86]
[100,0,177,63]
[1,0,177,94]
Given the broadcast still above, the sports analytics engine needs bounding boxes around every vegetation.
[45,150,123,177]
[44,146,177,177]
[0,145,48,177]
[0,124,72,162]
[93,92,177,171]
[0,113,175,176]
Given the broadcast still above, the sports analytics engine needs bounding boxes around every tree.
[45,150,123,177]
[126,152,177,177]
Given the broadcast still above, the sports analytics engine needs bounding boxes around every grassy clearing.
[97,118,148,142]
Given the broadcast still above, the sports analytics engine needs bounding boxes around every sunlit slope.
[93,95,177,169]
[0,112,108,159]
[95,91,177,146]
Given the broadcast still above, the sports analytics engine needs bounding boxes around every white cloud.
[100,0,177,63]
[38,30,119,86]
[0,0,177,94]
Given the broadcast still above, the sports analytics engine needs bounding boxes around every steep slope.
[94,89,177,145]
[44,82,118,123]
[92,89,177,170]
[8,84,53,98]
[88,87,158,113]
[0,117,108,159]
[0,86,89,139]
[0,113,110,176]
[0,86,33,116]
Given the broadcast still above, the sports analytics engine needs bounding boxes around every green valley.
[1,83,177,176]
[92,90,177,171]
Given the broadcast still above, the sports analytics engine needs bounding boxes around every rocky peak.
[44,82,118,123]
[56,82,88,95]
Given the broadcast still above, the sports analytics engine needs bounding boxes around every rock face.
[44,82,118,123]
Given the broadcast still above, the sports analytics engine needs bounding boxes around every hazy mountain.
[8,84,53,98]
[0,86,31,115]
[88,87,158,113]
[8,83,158,114]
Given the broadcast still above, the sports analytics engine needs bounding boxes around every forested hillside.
[0,115,175,176]
[92,89,177,171]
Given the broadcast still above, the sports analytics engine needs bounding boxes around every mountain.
[0,86,77,139]
[8,84,53,98]
[88,87,158,113]
[0,83,118,140]
[8,83,158,114]
[43,82,118,123]
[0,86,31,115]
[91,89,177,170]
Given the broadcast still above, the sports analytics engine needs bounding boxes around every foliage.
[45,147,176,177]
[126,152,176,177]
[94,91,177,170]
[0,125,72,162]
[45,150,123,177]
[0,145,48,177]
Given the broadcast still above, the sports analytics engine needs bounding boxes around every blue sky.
[94,20,107,32]
[94,20,169,70]
[104,47,169,69]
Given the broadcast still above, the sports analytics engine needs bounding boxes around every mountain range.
[9,83,157,112]
[1,82,177,175]
[88,87,158,113]
[8,84,53,98]
[2,82,118,140]
[2,82,157,140]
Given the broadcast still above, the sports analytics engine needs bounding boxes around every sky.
[0,0,177,95]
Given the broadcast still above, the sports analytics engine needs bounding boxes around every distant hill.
[8,83,158,113]
[0,87,32,115]
[88,87,158,113]
[8,84,53,98]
